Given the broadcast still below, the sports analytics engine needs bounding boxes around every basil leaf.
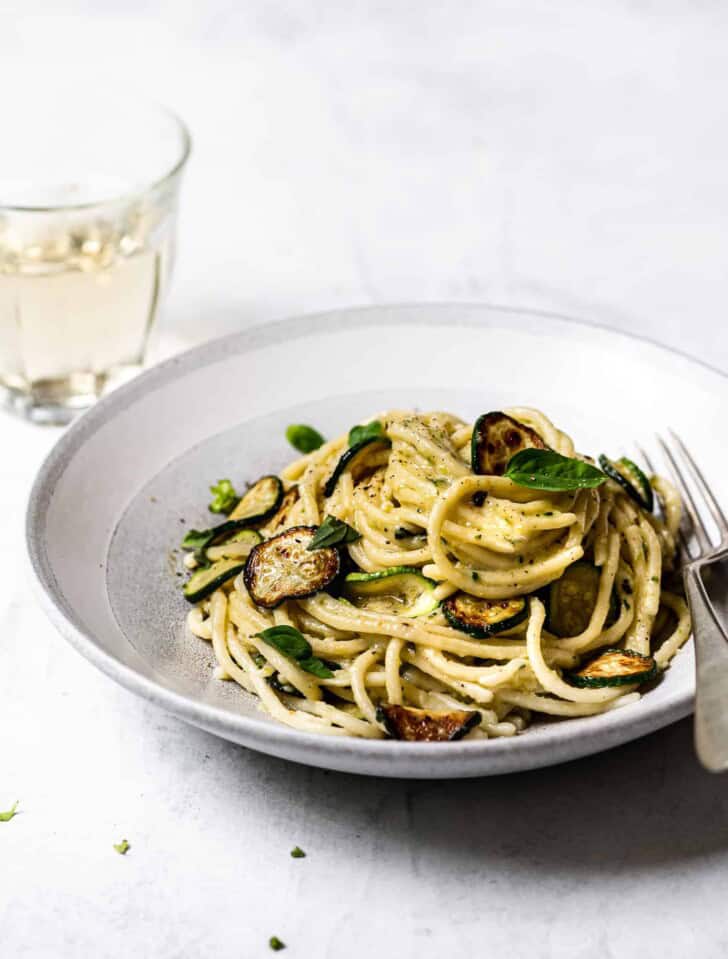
[255,626,334,679]
[208,479,240,515]
[307,515,361,550]
[286,424,325,454]
[298,656,334,679]
[256,625,312,660]
[181,528,212,550]
[113,839,131,855]
[505,449,607,491]
[348,420,384,447]
[0,801,18,822]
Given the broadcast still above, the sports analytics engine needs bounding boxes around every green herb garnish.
[208,479,239,515]
[269,936,286,951]
[348,420,384,447]
[505,449,607,491]
[286,424,325,454]
[255,626,334,679]
[307,515,361,550]
[290,846,306,858]
[0,801,19,822]
[181,528,213,550]
[297,656,335,678]
[113,839,130,855]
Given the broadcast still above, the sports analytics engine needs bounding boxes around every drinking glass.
[0,94,191,424]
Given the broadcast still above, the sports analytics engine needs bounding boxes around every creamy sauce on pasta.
[185,408,691,739]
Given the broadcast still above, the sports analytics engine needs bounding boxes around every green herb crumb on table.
[269,935,286,951]
[113,839,131,855]
[290,846,306,858]
[0,801,19,822]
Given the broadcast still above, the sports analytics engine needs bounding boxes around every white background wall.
[2,0,725,365]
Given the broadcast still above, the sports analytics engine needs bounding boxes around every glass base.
[0,367,140,425]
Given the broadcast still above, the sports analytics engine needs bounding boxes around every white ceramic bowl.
[28,304,719,778]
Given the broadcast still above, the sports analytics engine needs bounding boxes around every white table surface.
[3,2,728,957]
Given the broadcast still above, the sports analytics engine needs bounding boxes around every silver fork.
[639,433,728,772]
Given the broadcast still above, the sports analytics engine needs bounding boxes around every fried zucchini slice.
[566,648,658,688]
[182,518,251,554]
[205,528,262,562]
[228,474,283,523]
[471,411,546,476]
[261,486,300,536]
[243,526,340,608]
[183,558,246,603]
[377,704,481,741]
[546,562,621,637]
[442,593,528,637]
[598,455,654,512]
[342,567,438,617]
[323,437,391,498]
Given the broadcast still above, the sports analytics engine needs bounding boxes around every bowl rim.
[25,302,705,775]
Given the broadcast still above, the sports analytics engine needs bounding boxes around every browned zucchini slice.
[377,704,481,741]
[546,562,621,637]
[471,411,545,476]
[228,475,283,524]
[243,526,340,608]
[323,437,391,498]
[566,648,658,688]
[262,486,300,535]
[442,593,528,637]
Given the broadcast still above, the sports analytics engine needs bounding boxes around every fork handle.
[689,566,728,772]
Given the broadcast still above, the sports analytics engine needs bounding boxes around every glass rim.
[0,100,192,214]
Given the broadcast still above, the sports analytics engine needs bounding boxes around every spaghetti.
[183,407,691,740]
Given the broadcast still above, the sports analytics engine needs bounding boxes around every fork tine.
[636,444,656,474]
[668,429,728,537]
[656,434,713,555]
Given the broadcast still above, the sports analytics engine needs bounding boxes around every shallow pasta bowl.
[26,304,716,778]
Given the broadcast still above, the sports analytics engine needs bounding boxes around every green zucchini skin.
[243,526,341,609]
[471,411,545,476]
[323,437,391,498]
[182,518,256,554]
[376,704,481,741]
[267,674,305,697]
[442,593,528,638]
[566,648,658,688]
[205,528,263,562]
[183,558,246,603]
[598,455,653,512]
[228,474,284,524]
[181,478,283,554]
[342,566,439,617]
[394,526,425,540]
